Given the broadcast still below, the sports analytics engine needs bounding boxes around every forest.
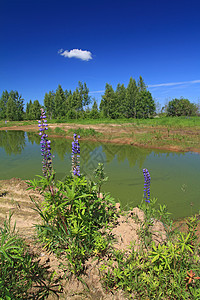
[0,76,198,121]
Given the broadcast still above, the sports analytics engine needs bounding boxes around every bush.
[29,174,117,275]
[101,201,200,299]
[0,213,58,299]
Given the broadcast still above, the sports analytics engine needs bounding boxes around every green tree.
[26,100,33,120]
[14,91,24,121]
[31,100,42,119]
[137,75,147,92]
[125,77,138,118]
[6,96,17,120]
[6,91,24,121]
[115,83,127,117]
[90,98,100,119]
[0,90,9,119]
[78,81,91,109]
[167,98,198,116]
[100,83,116,118]
[72,88,82,112]
[136,90,155,118]
[44,91,55,119]
[54,85,66,118]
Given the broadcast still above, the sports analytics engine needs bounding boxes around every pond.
[0,130,199,219]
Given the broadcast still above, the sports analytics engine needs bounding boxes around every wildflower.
[39,108,52,178]
[71,133,80,176]
[143,168,151,203]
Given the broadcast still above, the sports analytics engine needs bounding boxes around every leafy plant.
[0,213,61,299]
[29,174,117,275]
[101,204,200,299]
[93,163,108,197]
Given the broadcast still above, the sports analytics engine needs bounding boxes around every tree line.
[0,77,198,121]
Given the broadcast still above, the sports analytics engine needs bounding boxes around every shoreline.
[0,123,200,153]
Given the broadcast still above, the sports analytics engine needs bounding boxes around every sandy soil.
[1,122,200,153]
[0,178,172,299]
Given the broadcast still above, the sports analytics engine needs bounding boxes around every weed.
[0,213,61,299]
[54,127,66,135]
[28,175,117,275]
[68,127,102,137]
[101,202,200,299]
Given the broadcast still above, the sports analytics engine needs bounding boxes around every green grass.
[100,200,200,299]
[67,127,102,137]
[0,120,38,128]
[1,116,200,128]
[54,127,66,135]
[47,116,200,128]
[0,213,61,299]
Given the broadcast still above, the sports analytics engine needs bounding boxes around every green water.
[0,130,199,219]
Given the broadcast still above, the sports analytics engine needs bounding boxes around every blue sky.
[1,0,200,109]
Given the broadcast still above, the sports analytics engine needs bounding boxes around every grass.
[54,127,66,135]
[0,120,38,128]
[0,213,62,299]
[100,200,200,299]
[1,114,200,298]
[1,166,200,298]
[67,127,102,137]
[1,117,200,153]
[47,116,200,128]
[1,116,200,128]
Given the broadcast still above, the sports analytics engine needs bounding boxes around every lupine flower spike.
[71,133,80,176]
[143,168,151,203]
[38,108,52,178]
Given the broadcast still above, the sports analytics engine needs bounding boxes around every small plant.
[28,117,117,275]
[101,207,200,299]
[0,213,60,299]
[93,163,108,197]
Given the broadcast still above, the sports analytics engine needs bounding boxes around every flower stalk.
[71,133,80,176]
[143,168,151,203]
[38,108,52,178]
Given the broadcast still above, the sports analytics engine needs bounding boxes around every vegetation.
[0,213,61,299]
[1,77,199,122]
[0,77,155,121]
[166,98,198,117]
[67,127,102,137]
[1,109,200,298]
[101,200,200,299]
[0,90,24,121]
[28,174,117,275]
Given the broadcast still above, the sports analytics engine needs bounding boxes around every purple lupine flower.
[143,168,151,203]
[72,133,80,176]
[39,108,52,178]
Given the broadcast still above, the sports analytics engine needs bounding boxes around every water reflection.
[0,130,199,219]
[0,131,26,155]
[0,131,185,168]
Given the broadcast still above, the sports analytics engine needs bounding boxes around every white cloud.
[89,90,104,94]
[59,48,92,61]
[148,79,200,88]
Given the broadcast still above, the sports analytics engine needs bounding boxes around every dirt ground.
[1,122,200,153]
[0,178,199,299]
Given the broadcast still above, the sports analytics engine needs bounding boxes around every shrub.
[0,213,58,299]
